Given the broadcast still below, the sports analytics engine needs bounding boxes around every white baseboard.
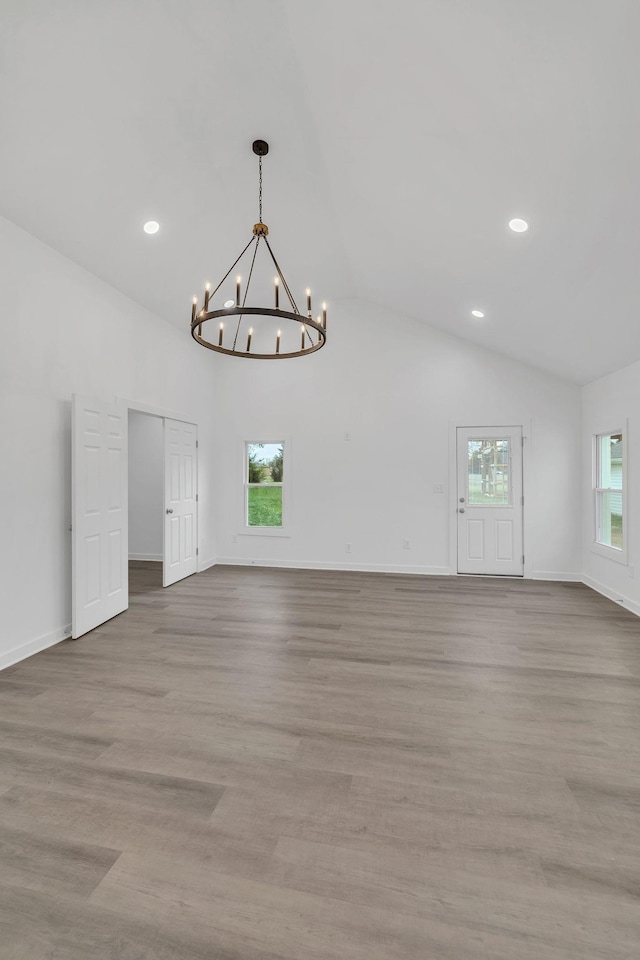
[129,553,162,562]
[214,557,451,576]
[532,571,582,582]
[198,557,217,572]
[581,575,640,618]
[0,624,71,672]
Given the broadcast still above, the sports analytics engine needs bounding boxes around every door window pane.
[467,439,510,505]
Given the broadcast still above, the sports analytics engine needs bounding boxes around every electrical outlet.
[345,542,352,553]
[628,565,635,578]
[232,535,238,544]
[403,539,411,549]
[344,432,351,441]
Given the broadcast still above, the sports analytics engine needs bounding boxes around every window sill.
[590,541,628,566]
[237,529,291,539]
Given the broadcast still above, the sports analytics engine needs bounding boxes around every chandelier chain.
[258,156,263,223]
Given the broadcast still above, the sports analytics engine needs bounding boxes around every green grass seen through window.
[610,513,623,550]
[248,486,282,526]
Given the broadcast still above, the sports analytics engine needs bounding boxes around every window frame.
[239,438,291,538]
[592,425,627,565]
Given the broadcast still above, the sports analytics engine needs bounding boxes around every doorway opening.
[127,408,198,591]
[128,410,164,598]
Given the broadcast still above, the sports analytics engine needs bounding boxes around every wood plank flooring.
[1,562,640,959]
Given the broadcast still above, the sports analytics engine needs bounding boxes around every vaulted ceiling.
[2,0,639,383]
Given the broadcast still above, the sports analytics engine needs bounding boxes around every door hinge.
[521,495,524,506]
[196,440,199,448]
[196,494,199,502]
[522,555,525,564]
[196,548,199,556]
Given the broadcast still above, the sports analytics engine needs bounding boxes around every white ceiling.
[2,0,639,383]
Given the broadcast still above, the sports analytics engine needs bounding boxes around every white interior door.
[457,426,524,576]
[72,395,128,638]
[163,418,198,587]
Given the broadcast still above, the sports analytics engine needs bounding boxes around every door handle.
[458,507,465,513]
[166,508,174,514]
[459,497,465,503]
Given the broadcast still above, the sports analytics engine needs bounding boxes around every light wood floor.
[1,563,640,959]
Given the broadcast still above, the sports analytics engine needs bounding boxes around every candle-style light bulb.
[276,329,281,354]
[274,276,279,309]
[306,288,311,315]
[218,322,224,347]
[246,327,253,352]
[236,275,242,307]
[204,282,211,311]
[322,302,327,330]
[301,324,306,349]
[191,296,197,323]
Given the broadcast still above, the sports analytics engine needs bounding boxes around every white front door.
[72,395,128,638]
[163,418,198,587]
[457,426,524,576]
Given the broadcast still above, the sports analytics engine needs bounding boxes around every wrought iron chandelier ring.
[191,306,326,359]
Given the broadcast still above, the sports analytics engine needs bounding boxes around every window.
[245,442,284,528]
[595,432,623,552]
[466,438,511,505]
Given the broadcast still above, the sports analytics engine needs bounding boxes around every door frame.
[119,397,200,576]
[448,420,533,578]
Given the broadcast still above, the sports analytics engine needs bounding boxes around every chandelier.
[190,140,327,359]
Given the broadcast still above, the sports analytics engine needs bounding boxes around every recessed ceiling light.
[471,309,485,318]
[143,220,159,234]
[508,218,529,233]
[223,299,235,308]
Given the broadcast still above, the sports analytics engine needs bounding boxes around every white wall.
[582,360,640,616]
[0,216,217,669]
[129,412,163,561]
[212,299,582,578]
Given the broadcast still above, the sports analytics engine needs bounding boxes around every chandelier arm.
[232,236,261,351]
[204,236,257,307]
[263,237,301,315]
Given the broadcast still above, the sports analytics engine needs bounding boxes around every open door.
[72,395,128,638]
[163,418,198,586]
